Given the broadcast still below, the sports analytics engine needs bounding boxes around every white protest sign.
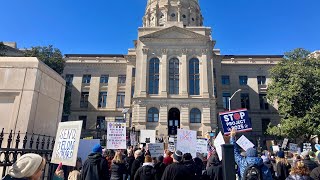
[289,143,298,153]
[168,137,175,152]
[303,143,312,152]
[51,121,83,166]
[106,122,126,149]
[130,132,137,146]
[197,139,208,154]
[282,138,289,149]
[176,129,197,157]
[272,145,280,153]
[77,139,100,162]
[236,135,255,151]
[148,143,164,158]
[140,130,156,143]
[214,132,225,161]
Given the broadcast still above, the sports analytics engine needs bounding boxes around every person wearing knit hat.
[275,151,291,180]
[134,155,156,180]
[161,150,194,180]
[202,154,223,180]
[3,153,46,180]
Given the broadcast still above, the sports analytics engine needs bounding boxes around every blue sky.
[1,0,319,55]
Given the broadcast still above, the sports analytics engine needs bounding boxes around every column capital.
[142,48,149,55]
[181,48,188,54]
[161,49,168,55]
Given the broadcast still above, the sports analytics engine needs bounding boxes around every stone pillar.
[159,105,168,136]
[88,76,99,110]
[180,104,189,129]
[180,50,188,97]
[160,49,168,97]
[125,65,133,107]
[201,51,209,98]
[202,105,211,136]
[140,49,148,97]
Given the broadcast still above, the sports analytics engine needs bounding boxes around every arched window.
[148,107,159,122]
[169,58,179,94]
[189,58,200,95]
[148,58,160,94]
[190,108,201,123]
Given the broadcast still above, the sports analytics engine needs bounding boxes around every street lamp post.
[228,89,242,111]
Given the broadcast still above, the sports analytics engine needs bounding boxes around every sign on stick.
[176,129,197,157]
[219,109,252,135]
[106,122,126,149]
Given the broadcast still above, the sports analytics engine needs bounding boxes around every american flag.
[207,139,216,159]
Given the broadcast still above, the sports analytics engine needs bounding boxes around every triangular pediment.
[140,26,210,41]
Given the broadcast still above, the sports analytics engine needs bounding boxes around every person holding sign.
[230,128,272,180]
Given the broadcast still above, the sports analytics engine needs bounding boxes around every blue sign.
[219,109,252,135]
[315,144,320,151]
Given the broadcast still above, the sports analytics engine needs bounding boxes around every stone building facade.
[63,0,282,142]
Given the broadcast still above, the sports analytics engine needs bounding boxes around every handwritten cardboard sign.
[196,138,208,154]
[51,121,83,166]
[106,122,126,149]
[176,129,197,157]
[236,135,255,151]
[148,143,164,158]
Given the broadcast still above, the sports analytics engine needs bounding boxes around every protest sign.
[148,143,164,158]
[168,137,175,152]
[289,143,298,153]
[214,132,225,161]
[106,122,126,149]
[272,145,280,153]
[140,130,156,143]
[196,138,208,154]
[51,121,83,166]
[176,129,197,157]
[130,132,137,146]
[315,144,320,151]
[282,138,289,149]
[303,143,312,152]
[77,139,100,162]
[236,135,255,151]
[219,109,252,135]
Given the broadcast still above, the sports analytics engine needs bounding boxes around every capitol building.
[63,0,282,144]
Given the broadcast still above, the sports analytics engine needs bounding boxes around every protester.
[229,128,272,180]
[125,149,135,180]
[154,156,166,180]
[163,150,173,165]
[110,151,126,180]
[161,150,193,180]
[106,150,116,178]
[134,155,156,180]
[201,154,223,180]
[261,155,275,179]
[310,153,320,180]
[68,157,82,180]
[2,153,46,180]
[286,161,310,180]
[193,156,204,179]
[301,151,318,172]
[182,153,196,179]
[152,157,158,165]
[81,144,109,180]
[275,151,291,180]
[131,150,144,178]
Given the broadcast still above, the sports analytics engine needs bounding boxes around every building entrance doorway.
[168,108,180,135]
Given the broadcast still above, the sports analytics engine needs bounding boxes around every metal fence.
[0,128,55,180]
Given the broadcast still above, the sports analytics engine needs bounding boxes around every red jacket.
[163,156,173,165]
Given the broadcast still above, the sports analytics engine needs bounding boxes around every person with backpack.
[81,144,110,180]
[110,151,127,180]
[275,151,291,180]
[310,153,320,180]
[134,155,156,180]
[131,150,144,179]
[125,149,135,180]
[201,153,223,180]
[154,156,166,180]
[230,128,272,180]
[301,151,318,172]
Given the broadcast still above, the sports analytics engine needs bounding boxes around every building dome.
[143,0,203,27]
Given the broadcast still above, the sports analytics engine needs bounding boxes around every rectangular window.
[221,75,230,85]
[261,118,271,134]
[82,74,91,84]
[118,75,126,84]
[100,75,109,84]
[132,68,136,77]
[116,92,125,108]
[65,74,74,86]
[239,76,248,85]
[131,86,135,98]
[80,92,89,108]
[257,76,266,85]
[115,116,124,122]
[98,92,107,108]
[96,116,105,129]
[222,92,231,110]
[240,93,250,109]
[259,94,269,110]
[79,116,87,129]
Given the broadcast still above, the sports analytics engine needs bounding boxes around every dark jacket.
[194,157,204,178]
[183,160,196,179]
[154,162,166,180]
[304,159,318,172]
[286,174,310,180]
[134,163,156,180]
[110,162,126,180]
[202,164,223,180]
[161,162,193,180]
[81,153,109,180]
[276,162,291,180]
[310,166,320,180]
[131,156,144,178]
[264,161,275,179]
[2,175,28,180]
[125,156,135,174]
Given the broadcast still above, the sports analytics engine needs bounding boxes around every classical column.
[160,49,168,97]
[159,105,168,136]
[140,48,148,97]
[201,105,211,137]
[180,104,189,129]
[180,49,188,97]
[201,50,209,98]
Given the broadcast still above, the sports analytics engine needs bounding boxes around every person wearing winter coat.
[261,155,275,179]
[131,150,144,178]
[310,153,320,180]
[163,150,173,166]
[194,156,204,179]
[182,153,196,179]
[154,156,166,180]
[286,161,310,180]
[161,150,193,180]
[201,154,223,180]
[301,151,318,172]
[125,149,135,180]
[81,144,109,180]
[2,153,46,180]
[229,128,272,180]
[275,151,291,180]
[134,155,156,180]
[110,151,126,180]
